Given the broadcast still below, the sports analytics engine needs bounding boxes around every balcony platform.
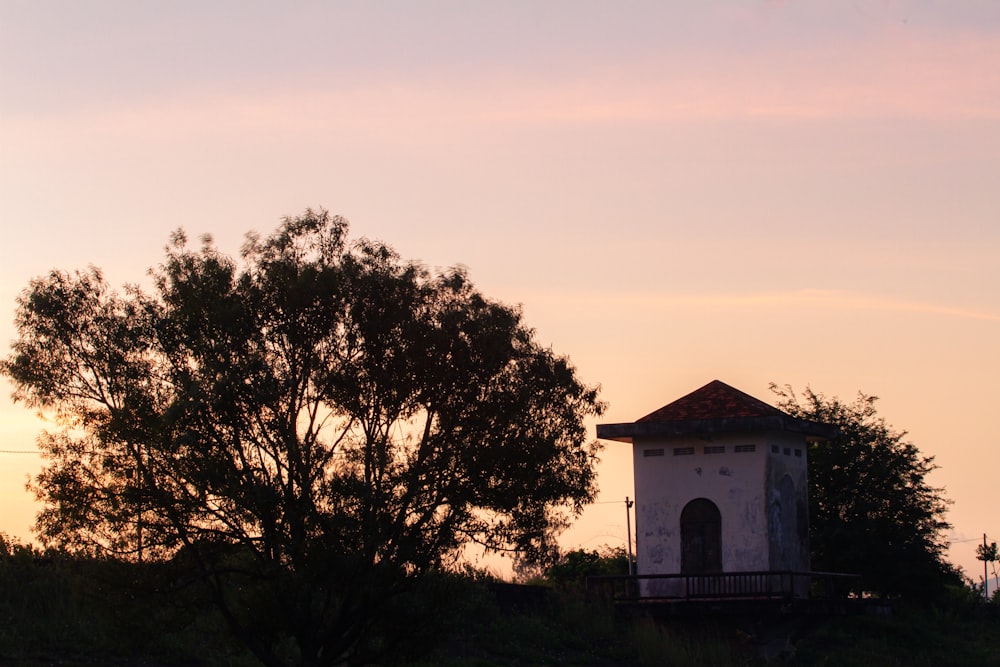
[586,570,890,618]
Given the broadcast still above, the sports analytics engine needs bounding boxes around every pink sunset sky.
[1,1,998,580]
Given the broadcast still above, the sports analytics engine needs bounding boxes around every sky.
[1,1,998,582]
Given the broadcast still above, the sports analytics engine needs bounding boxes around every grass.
[3,543,1000,667]
[406,581,748,667]
[787,605,1000,666]
[0,544,254,665]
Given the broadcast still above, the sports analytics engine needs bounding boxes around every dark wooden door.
[681,498,722,573]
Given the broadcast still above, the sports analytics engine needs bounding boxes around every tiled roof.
[637,380,784,423]
[595,379,839,442]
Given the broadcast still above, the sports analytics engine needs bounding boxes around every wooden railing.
[587,570,862,602]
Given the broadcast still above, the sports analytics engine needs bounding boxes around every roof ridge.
[636,379,784,423]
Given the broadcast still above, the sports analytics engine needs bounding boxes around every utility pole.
[986,533,990,602]
[625,496,635,577]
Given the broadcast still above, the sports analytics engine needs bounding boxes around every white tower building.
[597,380,837,598]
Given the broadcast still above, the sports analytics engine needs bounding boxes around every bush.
[544,545,629,588]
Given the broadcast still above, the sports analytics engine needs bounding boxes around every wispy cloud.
[3,19,998,152]
[481,26,1000,123]
[532,289,1000,322]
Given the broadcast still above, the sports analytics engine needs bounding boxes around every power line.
[0,450,41,454]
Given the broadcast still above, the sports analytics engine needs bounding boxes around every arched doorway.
[681,498,722,573]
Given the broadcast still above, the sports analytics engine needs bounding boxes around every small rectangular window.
[734,444,756,453]
[704,445,725,455]
[643,448,664,457]
[771,445,780,454]
[794,449,803,457]
[673,447,695,456]
[784,448,792,456]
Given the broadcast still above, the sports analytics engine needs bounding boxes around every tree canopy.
[771,384,958,599]
[2,210,605,665]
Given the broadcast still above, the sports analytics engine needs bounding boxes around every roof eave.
[596,416,839,443]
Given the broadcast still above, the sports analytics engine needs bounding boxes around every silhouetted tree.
[772,385,958,599]
[2,210,604,666]
[975,540,999,601]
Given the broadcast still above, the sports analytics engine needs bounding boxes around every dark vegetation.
[772,385,962,600]
[0,210,986,664]
[3,537,1000,666]
[1,211,603,665]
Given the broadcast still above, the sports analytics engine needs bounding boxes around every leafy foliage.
[976,541,999,564]
[2,210,604,665]
[545,545,629,587]
[975,540,999,600]
[771,385,958,599]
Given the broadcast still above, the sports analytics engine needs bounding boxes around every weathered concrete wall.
[632,429,811,586]
[632,432,769,578]
[764,432,810,572]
